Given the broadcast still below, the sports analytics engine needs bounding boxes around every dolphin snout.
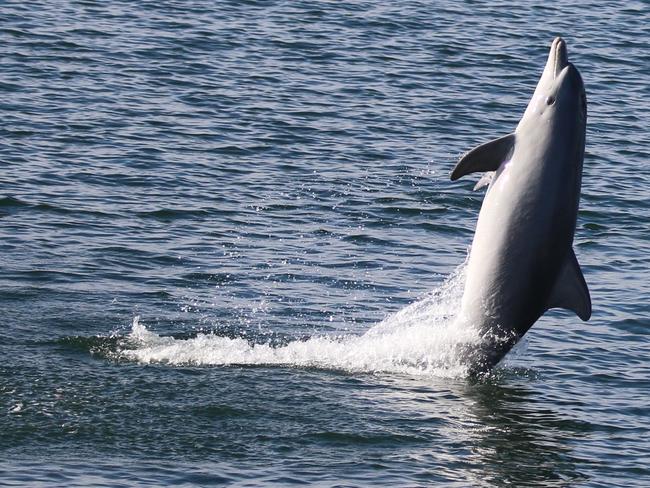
[550,37,569,78]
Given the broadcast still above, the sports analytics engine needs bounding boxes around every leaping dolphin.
[451,37,590,373]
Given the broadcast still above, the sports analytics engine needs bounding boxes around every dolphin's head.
[520,37,586,129]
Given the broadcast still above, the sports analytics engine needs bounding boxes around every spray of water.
[118,263,482,377]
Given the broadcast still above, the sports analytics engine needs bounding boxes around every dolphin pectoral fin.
[547,249,592,320]
[450,133,515,181]
[473,171,495,191]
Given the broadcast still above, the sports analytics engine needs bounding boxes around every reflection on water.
[345,372,591,486]
[460,372,590,486]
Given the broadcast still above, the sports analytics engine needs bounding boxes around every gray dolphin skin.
[451,37,591,373]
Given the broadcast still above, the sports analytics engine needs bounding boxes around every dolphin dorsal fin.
[546,249,591,320]
[450,133,515,181]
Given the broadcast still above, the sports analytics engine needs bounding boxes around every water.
[2,0,649,486]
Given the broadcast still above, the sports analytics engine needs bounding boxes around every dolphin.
[451,37,590,373]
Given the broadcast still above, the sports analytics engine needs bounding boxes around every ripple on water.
[1,0,650,486]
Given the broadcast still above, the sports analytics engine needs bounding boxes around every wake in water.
[117,264,483,377]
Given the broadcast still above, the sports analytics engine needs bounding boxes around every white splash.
[120,264,481,377]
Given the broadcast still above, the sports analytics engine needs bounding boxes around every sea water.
[2,1,649,486]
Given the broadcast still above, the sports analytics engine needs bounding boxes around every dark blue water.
[2,1,649,486]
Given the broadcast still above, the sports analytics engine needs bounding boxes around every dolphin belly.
[460,173,570,366]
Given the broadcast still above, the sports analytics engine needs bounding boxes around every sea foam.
[119,264,481,377]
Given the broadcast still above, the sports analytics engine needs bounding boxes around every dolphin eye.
[546,96,556,105]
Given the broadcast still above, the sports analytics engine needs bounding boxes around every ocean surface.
[2,1,649,486]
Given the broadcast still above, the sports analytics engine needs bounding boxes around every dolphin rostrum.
[451,37,590,373]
